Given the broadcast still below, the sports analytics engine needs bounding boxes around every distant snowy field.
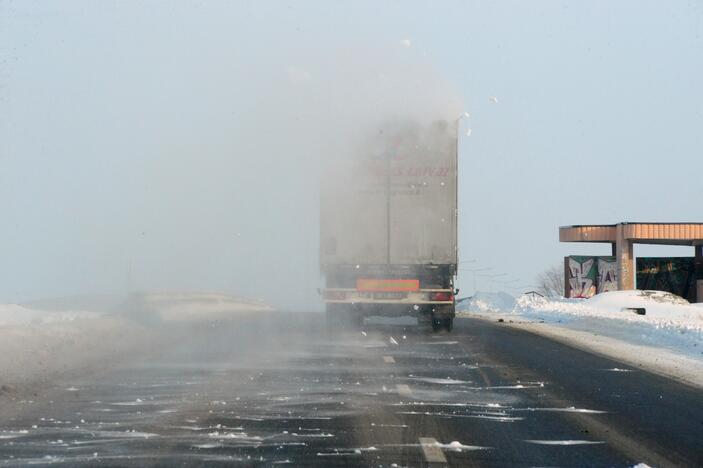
[0,292,274,327]
[0,293,274,390]
[0,303,100,326]
[458,290,703,361]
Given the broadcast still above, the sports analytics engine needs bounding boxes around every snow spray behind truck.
[320,120,458,331]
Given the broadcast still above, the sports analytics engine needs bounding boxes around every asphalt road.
[0,313,701,467]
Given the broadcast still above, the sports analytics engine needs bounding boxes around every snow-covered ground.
[0,303,100,326]
[0,312,149,394]
[458,290,703,387]
[0,293,274,396]
[456,291,516,315]
[518,292,702,354]
[125,291,274,322]
[0,292,274,327]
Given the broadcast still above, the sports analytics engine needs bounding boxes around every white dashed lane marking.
[383,356,395,363]
[419,437,448,463]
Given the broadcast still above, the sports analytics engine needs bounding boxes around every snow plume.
[274,43,462,310]
[288,42,464,178]
[0,4,465,404]
[0,0,462,312]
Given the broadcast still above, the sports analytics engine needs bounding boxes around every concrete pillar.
[695,245,703,303]
[616,224,635,290]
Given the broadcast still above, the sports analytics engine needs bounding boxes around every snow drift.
[457,291,516,314]
[514,290,703,333]
[460,290,703,360]
[0,292,274,392]
[0,303,100,326]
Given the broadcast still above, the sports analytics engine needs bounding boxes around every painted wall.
[597,257,618,293]
[565,256,616,298]
[566,256,698,301]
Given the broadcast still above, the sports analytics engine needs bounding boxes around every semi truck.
[320,120,458,331]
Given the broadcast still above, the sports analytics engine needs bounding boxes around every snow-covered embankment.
[458,290,703,388]
[0,293,274,399]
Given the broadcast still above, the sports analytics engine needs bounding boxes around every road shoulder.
[458,312,703,389]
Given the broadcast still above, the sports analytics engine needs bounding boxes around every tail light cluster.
[431,292,454,302]
[324,290,453,302]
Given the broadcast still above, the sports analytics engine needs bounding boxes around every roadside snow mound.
[0,303,99,326]
[511,290,703,358]
[461,289,703,381]
[457,291,515,313]
[588,289,691,309]
[513,295,586,317]
[515,290,703,331]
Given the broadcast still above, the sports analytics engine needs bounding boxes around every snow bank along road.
[0,313,701,467]
[458,290,703,388]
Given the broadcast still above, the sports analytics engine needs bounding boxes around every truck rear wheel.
[325,308,339,330]
[326,304,362,331]
[431,309,454,333]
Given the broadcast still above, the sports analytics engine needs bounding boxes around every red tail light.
[431,292,454,301]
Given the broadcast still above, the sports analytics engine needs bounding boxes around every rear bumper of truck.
[321,288,454,305]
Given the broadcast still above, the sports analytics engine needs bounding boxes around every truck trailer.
[320,120,458,331]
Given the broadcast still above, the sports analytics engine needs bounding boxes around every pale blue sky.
[1,1,701,305]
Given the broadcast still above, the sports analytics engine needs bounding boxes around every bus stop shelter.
[559,222,703,301]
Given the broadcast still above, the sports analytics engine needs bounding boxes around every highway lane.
[0,313,701,467]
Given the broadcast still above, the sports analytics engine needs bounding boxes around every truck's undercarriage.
[321,264,457,331]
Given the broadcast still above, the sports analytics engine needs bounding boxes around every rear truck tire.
[430,306,455,333]
[325,304,362,331]
[326,304,347,331]
[325,306,339,331]
[350,308,364,329]
[444,317,454,332]
[417,306,432,327]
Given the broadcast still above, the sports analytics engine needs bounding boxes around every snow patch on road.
[435,440,491,452]
[406,377,471,385]
[603,367,633,372]
[515,407,607,414]
[524,439,605,446]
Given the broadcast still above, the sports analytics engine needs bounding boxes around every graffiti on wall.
[636,257,696,302]
[565,256,617,298]
[567,256,700,301]
[597,257,617,293]
[567,256,596,298]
